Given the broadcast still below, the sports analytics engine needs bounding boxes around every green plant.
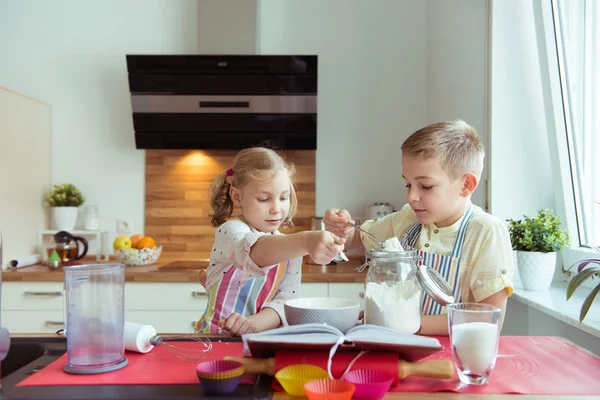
[506,208,571,252]
[566,258,600,323]
[44,184,85,207]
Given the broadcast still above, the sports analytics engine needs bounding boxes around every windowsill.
[511,280,600,339]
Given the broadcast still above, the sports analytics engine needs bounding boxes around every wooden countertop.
[2,255,367,283]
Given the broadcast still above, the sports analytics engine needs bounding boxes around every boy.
[324,120,514,335]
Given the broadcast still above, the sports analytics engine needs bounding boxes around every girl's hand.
[306,231,346,265]
[324,209,355,239]
[218,313,257,337]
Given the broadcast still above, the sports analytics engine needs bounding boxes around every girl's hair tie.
[226,168,233,176]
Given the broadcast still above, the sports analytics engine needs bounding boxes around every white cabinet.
[328,283,365,308]
[1,281,207,334]
[298,283,328,298]
[125,283,207,333]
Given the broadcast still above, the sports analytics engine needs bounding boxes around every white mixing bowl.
[284,297,360,334]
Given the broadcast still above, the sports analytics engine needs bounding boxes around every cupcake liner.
[344,369,394,400]
[199,374,243,394]
[196,360,244,379]
[275,364,329,396]
[304,379,356,400]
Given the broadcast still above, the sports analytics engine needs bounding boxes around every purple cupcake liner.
[200,374,243,394]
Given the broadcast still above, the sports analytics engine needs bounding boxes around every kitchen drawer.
[125,283,207,311]
[298,283,328,298]
[328,283,365,307]
[2,282,64,310]
[3,310,64,333]
[125,310,203,334]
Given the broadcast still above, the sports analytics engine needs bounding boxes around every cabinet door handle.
[359,291,365,298]
[45,321,64,326]
[24,291,63,297]
[191,291,206,298]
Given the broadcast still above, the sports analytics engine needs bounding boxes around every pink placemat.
[393,336,600,395]
[17,342,254,387]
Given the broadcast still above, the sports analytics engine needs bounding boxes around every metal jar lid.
[416,264,454,306]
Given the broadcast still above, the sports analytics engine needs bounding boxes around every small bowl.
[114,246,162,266]
[198,374,243,394]
[196,360,244,380]
[275,364,329,396]
[284,297,360,334]
[344,369,394,400]
[304,379,356,400]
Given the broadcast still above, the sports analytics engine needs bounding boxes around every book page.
[346,324,441,348]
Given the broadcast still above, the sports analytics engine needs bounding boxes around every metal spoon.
[348,222,384,249]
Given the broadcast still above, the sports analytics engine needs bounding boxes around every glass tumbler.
[448,303,501,385]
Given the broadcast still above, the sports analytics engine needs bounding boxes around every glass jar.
[363,249,455,334]
[83,205,100,231]
[364,249,423,334]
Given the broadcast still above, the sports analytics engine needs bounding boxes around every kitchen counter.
[2,334,596,400]
[2,256,367,283]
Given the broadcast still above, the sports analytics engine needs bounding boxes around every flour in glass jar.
[364,280,422,334]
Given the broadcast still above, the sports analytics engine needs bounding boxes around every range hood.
[125,55,318,150]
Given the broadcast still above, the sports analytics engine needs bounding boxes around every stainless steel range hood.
[125,55,318,150]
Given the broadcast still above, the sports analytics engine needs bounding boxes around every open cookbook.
[242,323,442,361]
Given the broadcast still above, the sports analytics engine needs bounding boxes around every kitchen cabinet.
[328,283,365,308]
[1,281,363,333]
[1,282,207,334]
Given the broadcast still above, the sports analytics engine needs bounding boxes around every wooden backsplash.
[145,150,316,260]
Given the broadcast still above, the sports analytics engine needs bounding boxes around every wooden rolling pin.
[224,355,454,380]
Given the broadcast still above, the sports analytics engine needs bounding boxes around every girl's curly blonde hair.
[209,147,298,228]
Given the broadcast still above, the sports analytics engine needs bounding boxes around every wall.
[426,0,488,209]
[489,0,555,221]
[258,0,490,218]
[0,0,197,249]
[0,88,51,265]
[258,0,430,219]
[197,0,258,54]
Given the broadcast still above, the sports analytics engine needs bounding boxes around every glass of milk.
[448,303,501,385]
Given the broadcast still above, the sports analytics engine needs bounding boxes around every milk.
[451,322,498,375]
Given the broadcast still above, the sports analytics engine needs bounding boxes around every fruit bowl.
[115,246,162,266]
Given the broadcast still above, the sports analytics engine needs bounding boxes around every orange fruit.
[130,234,144,248]
[136,236,155,249]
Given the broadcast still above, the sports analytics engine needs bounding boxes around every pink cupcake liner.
[343,369,394,400]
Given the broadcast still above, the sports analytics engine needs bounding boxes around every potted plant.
[566,254,600,323]
[44,183,85,231]
[507,208,571,292]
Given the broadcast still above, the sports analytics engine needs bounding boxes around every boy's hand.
[306,231,346,265]
[324,209,355,239]
[218,313,257,337]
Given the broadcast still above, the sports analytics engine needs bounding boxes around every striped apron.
[196,260,287,334]
[400,206,474,315]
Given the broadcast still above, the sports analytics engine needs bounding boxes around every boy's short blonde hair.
[401,119,485,180]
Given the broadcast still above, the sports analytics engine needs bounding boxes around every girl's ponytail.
[208,172,233,227]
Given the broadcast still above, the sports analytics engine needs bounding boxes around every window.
[555,0,600,249]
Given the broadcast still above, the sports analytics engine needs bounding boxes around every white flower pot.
[516,251,557,292]
[52,207,79,231]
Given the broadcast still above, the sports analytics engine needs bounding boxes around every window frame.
[536,0,598,289]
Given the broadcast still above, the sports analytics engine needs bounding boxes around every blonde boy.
[324,120,514,335]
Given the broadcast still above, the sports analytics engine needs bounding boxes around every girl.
[197,147,345,336]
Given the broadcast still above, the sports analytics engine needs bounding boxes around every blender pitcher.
[64,263,128,374]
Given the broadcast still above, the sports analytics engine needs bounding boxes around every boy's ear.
[461,173,478,197]
[229,186,242,205]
